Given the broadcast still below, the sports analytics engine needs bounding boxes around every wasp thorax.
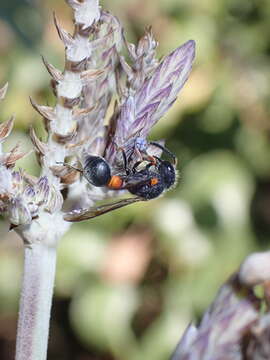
[83,155,111,187]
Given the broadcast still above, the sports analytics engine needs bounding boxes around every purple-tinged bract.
[106,40,195,165]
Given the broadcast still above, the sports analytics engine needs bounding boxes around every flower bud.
[35,176,50,205]
[45,185,63,213]
[8,197,32,226]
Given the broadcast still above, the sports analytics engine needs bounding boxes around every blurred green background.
[1,0,270,359]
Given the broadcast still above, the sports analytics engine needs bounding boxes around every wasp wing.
[64,196,143,222]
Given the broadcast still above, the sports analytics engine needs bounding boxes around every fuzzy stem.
[15,242,57,360]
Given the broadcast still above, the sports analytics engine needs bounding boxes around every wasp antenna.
[149,141,177,165]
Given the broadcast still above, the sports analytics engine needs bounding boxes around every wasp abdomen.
[83,155,111,187]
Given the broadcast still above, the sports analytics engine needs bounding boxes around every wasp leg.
[120,148,130,175]
[132,160,154,174]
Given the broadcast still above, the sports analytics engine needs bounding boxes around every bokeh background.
[1,0,270,359]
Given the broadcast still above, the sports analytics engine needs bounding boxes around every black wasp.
[63,142,177,221]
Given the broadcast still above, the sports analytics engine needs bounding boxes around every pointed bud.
[4,145,31,167]
[53,13,73,48]
[0,117,14,143]
[30,98,56,122]
[0,83,8,101]
[54,14,91,62]
[29,127,48,156]
[42,56,64,82]
[136,26,157,58]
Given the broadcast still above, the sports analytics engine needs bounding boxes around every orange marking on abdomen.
[107,175,123,189]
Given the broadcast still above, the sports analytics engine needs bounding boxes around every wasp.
[61,142,177,221]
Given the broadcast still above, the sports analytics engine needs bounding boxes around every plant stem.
[15,242,57,360]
